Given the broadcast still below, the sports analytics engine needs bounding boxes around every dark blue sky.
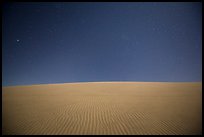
[2,2,202,86]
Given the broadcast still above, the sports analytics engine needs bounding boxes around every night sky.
[2,2,202,86]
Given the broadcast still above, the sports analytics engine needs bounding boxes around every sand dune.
[2,82,202,135]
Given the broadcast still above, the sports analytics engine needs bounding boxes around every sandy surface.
[2,82,202,135]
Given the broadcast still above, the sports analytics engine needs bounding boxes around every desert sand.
[2,82,202,135]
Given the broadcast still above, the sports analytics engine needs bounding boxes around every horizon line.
[2,81,202,87]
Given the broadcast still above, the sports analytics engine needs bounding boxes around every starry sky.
[2,2,202,86]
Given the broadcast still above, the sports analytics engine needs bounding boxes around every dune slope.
[2,82,202,135]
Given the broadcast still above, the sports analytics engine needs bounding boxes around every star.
[16,39,20,42]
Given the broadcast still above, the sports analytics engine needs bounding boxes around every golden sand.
[2,82,202,135]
